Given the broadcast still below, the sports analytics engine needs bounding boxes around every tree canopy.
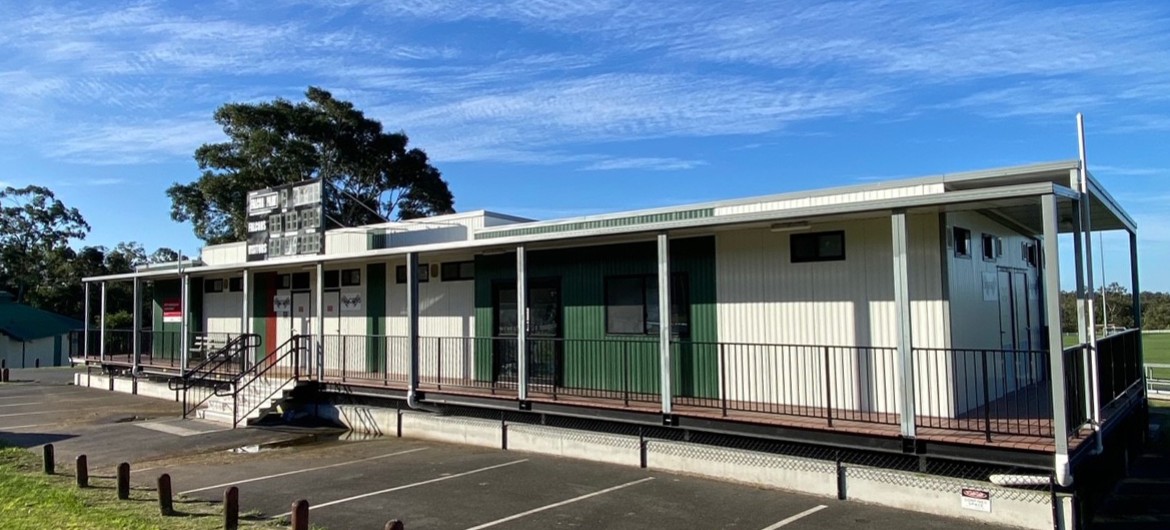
[0,185,90,304]
[167,86,455,244]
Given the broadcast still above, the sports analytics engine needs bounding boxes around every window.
[441,261,475,282]
[341,269,361,286]
[324,270,340,289]
[604,274,689,336]
[228,277,243,292]
[790,231,845,263]
[981,234,1001,261]
[952,227,972,258]
[291,272,310,290]
[204,279,224,293]
[1023,242,1039,268]
[395,264,430,284]
[268,214,283,234]
[278,274,291,289]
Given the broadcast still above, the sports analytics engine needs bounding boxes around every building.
[0,292,81,368]
[75,159,1145,525]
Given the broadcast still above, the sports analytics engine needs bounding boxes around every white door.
[293,292,314,336]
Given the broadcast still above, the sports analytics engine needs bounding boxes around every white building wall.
[201,243,247,266]
[386,256,477,382]
[715,214,950,417]
[0,335,60,368]
[942,210,1043,414]
[203,284,244,336]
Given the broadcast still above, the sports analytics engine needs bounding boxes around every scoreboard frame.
[245,180,325,262]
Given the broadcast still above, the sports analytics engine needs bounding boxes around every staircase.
[195,377,300,426]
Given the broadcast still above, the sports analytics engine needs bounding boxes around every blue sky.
[0,0,1167,290]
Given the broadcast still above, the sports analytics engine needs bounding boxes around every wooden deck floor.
[82,354,1065,454]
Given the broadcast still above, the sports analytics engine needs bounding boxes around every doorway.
[492,278,562,386]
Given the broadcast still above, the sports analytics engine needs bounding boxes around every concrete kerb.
[644,439,839,498]
[73,373,181,402]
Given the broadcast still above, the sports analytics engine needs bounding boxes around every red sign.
[162,298,182,323]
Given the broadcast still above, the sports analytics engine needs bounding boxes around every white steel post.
[891,210,916,439]
[82,282,91,359]
[407,252,420,397]
[1043,194,1072,485]
[180,273,189,374]
[1130,231,1144,396]
[132,278,141,373]
[657,233,673,416]
[1071,197,1093,421]
[99,281,108,363]
[516,245,528,401]
[242,270,251,368]
[316,262,325,380]
[1077,114,1102,434]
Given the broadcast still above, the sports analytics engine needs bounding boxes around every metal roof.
[82,159,1135,282]
[0,294,82,342]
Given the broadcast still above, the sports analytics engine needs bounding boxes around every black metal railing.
[912,348,1052,440]
[228,335,308,428]
[1096,328,1143,405]
[421,336,508,394]
[1064,344,1091,438]
[168,333,261,418]
[320,334,410,387]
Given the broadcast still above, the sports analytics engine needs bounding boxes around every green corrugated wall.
[473,236,718,398]
[366,263,387,372]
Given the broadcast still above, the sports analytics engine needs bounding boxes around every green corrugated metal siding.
[473,237,718,398]
[366,263,387,371]
[251,273,271,359]
[475,209,714,240]
[189,278,204,334]
[151,279,181,360]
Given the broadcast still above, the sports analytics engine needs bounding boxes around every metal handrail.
[226,335,308,428]
[168,333,261,391]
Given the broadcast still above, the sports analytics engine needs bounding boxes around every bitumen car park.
[0,367,1023,530]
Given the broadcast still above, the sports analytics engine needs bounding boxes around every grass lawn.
[0,443,282,530]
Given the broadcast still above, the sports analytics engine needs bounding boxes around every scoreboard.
[245,180,324,261]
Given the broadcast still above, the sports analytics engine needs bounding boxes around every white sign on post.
[960,488,991,513]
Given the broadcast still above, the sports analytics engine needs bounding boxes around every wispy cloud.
[581,157,706,171]
[56,118,225,165]
[1091,165,1167,177]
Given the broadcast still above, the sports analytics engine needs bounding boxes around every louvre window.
[395,264,430,284]
[341,269,362,286]
[953,227,972,258]
[440,261,475,282]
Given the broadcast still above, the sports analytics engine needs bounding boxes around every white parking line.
[0,423,55,430]
[275,459,529,518]
[0,397,107,408]
[464,477,656,530]
[0,411,53,419]
[760,505,828,529]
[178,447,429,495]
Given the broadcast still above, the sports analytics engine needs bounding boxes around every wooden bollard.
[76,455,88,488]
[117,462,130,499]
[35,358,40,368]
[385,520,405,530]
[224,486,239,530]
[158,473,174,516]
[291,499,309,530]
[1,367,9,382]
[42,444,54,474]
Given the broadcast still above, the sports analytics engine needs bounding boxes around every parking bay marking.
[275,459,529,518]
[179,447,429,495]
[760,505,828,529]
[464,477,656,530]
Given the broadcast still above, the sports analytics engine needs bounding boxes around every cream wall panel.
[715,214,948,416]
[713,184,944,217]
[386,256,477,381]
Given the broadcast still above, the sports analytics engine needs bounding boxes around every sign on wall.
[245,180,325,261]
[162,298,182,323]
[981,272,998,302]
[960,488,991,512]
[273,295,291,314]
[340,291,363,312]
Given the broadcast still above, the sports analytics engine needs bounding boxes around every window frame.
[603,273,690,337]
[291,272,311,290]
[440,261,475,282]
[395,264,430,284]
[790,230,846,263]
[204,278,224,293]
[981,234,1000,262]
[228,277,243,292]
[341,268,362,287]
[953,226,972,258]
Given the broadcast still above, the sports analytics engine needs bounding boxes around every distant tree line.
[1060,283,1170,332]
[0,185,180,327]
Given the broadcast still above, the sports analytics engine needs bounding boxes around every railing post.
[516,245,528,402]
[981,350,992,443]
[342,335,347,382]
[656,232,673,416]
[82,283,91,360]
[623,340,630,406]
[824,346,833,426]
[99,281,108,364]
[437,337,443,390]
[132,277,141,374]
[720,343,728,417]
